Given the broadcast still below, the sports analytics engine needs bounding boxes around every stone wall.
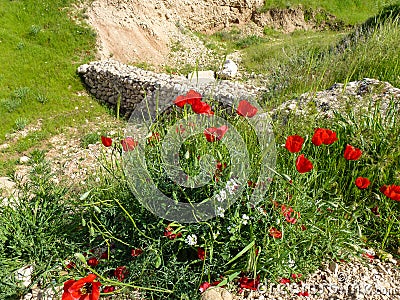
[77,59,262,119]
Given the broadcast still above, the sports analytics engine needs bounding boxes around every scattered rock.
[271,78,400,121]
[16,265,33,288]
[0,143,9,150]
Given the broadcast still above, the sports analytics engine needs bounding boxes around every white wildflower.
[185,234,197,246]
[216,207,225,218]
[219,190,227,201]
[287,259,296,268]
[257,207,266,216]
[226,178,238,194]
[242,214,250,225]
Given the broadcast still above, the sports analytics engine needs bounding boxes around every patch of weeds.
[14,117,28,131]
[1,87,31,112]
[170,40,184,52]
[235,35,267,49]
[1,97,22,113]
[29,24,41,35]
[80,132,100,148]
[13,87,30,100]
[29,149,46,165]
[263,26,281,37]
[16,42,25,50]
[131,61,155,71]
[36,93,48,104]
[0,156,81,297]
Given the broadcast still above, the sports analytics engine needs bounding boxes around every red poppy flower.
[269,227,282,239]
[100,251,108,260]
[192,100,214,115]
[301,224,307,231]
[163,225,182,240]
[204,125,228,142]
[343,144,362,160]
[216,161,227,172]
[103,286,115,293]
[285,213,298,224]
[199,280,220,293]
[199,282,211,293]
[370,206,380,216]
[281,204,294,216]
[311,128,338,146]
[121,137,138,152]
[65,261,76,269]
[174,89,202,107]
[279,278,291,284]
[197,248,205,260]
[295,154,313,173]
[285,135,304,153]
[380,184,400,201]
[114,266,128,282]
[298,291,310,297]
[131,248,143,257]
[355,177,370,189]
[62,274,101,300]
[87,257,99,267]
[101,136,112,147]
[362,252,375,262]
[236,100,258,118]
[238,275,260,290]
[291,273,302,280]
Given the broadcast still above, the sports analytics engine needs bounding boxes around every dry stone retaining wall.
[77,59,262,119]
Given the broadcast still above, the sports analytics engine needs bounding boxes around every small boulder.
[201,287,233,300]
[216,59,238,79]
[20,156,30,164]
[0,177,16,198]
[187,70,215,84]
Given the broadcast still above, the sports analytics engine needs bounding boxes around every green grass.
[262,0,400,25]
[0,0,113,175]
[242,5,400,104]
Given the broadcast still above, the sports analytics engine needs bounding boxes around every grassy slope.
[241,4,400,104]
[0,0,113,175]
[263,0,400,24]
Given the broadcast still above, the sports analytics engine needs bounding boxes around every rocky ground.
[77,0,341,72]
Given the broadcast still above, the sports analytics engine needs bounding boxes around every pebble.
[20,156,30,164]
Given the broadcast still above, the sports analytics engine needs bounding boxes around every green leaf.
[80,190,91,201]
[75,253,86,264]
[225,240,255,266]
[155,255,162,268]
[217,271,241,287]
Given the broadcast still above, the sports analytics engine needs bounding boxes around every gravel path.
[233,255,400,300]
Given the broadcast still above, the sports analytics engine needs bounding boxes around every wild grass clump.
[0,152,82,298]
